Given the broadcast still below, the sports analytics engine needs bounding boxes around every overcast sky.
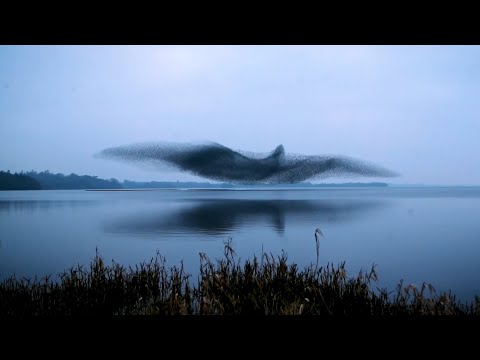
[1,45,479,184]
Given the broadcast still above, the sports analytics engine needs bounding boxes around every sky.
[1,45,479,185]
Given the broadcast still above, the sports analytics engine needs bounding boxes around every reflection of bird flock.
[103,199,386,236]
[97,141,397,184]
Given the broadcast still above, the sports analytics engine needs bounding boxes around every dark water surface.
[1,188,479,301]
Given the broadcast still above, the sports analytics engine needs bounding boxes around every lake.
[1,187,479,302]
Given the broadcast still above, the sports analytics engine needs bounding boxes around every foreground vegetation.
[1,240,478,315]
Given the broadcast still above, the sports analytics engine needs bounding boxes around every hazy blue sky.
[1,45,479,184]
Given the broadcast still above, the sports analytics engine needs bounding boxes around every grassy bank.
[1,240,478,315]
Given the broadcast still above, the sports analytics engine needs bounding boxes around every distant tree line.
[0,169,389,190]
[122,181,387,189]
[26,171,122,190]
[0,171,42,190]
[122,180,234,189]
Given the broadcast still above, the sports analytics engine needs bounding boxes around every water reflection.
[104,199,388,236]
[0,200,96,213]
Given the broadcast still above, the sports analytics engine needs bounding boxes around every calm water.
[1,188,480,302]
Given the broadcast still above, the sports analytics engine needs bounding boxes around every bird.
[315,228,324,239]
[314,228,325,269]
